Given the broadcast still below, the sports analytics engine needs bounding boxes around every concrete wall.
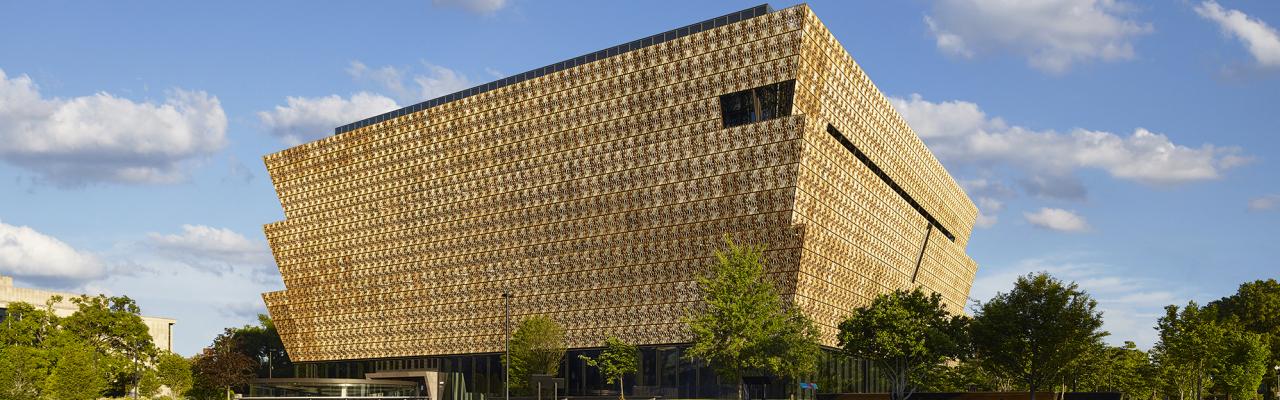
[0,275,176,352]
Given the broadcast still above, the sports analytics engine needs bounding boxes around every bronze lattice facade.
[262,4,978,364]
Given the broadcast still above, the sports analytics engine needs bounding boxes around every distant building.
[0,275,176,352]
[262,3,979,399]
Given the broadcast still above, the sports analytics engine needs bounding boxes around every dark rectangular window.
[720,80,795,128]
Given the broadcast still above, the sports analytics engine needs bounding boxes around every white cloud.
[257,92,398,146]
[148,225,273,269]
[974,197,1005,228]
[969,256,1186,349]
[0,219,104,283]
[431,0,508,15]
[74,251,283,356]
[260,61,472,146]
[413,64,472,99]
[0,69,227,185]
[1195,1,1280,68]
[959,179,1014,228]
[348,61,473,104]
[0,224,284,355]
[1248,194,1280,211]
[1024,207,1090,233]
[890,94,1248,186]
[925,0,1153,74]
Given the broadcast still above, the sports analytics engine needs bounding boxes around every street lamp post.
[503,291,514,400]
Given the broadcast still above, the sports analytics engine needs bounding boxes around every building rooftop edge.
[0,275,177,322]
[332,3,775,136]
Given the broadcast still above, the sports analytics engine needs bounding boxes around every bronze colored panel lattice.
[262,4,979,362]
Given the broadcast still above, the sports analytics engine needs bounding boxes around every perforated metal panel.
[262,4,978,363]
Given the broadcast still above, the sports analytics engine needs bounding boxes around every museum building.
[260,4,979,399]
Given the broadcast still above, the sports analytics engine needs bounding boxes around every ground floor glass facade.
[293,346,889,399]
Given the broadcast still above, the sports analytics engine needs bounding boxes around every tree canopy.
[230,314,293,379]
[42,339,106,400]
[579,337,640,400]
[0,294,163,399]
[507,315,567,392]
[190,327,257,400]
[61,294,156,396]
[157,350,195,398]
[838,287,969,400]
[684,236,820,400]
[1210,278,1280,398]
[970,272,1107,400]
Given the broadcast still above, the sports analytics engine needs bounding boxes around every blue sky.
[0,0,1277,355]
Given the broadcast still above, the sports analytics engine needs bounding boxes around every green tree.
[1071,341,1156,400]
[1067,341,1112,392]
[1211,279,1280,398]
[1111,342,1158,400]
[507,315,567,392]
[0,299,60,347]
[156,351,195,398]
[765,309,822,398]
[1156,302,1220,400]
[60,294,156,396]
[918,359,1010,392]
[1212,326,1269,400]
[232,314,292,378]
[579,337,640,400]
[970,272,1107,400]
[684,236,820,400]
[837,288,969,400]
[43,340,106,400]
[191,328,257,400]
[1150,345,1191,400]
[0,345,49,400]
[138,368,162,398]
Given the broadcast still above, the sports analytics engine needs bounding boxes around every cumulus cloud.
[431,0,509,15]
[974,197,1005,228]
[959,179,1014,228]
[925,0,1153,74]
[72,248,283,355]
[148,225,273,271]
[0,219,104,284]
[1195,1,1280,68]
[0,69,227,185]
[969,256,1183,348]
[1248,194,1280,211]
[257,92,398,146]
[1024,207,1090,233]
[347,61,473,104]
[891,94,1248,187]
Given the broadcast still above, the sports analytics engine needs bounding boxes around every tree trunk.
[619,377,625,400]
[1030,383,1038,400]
[1195,363,1203,400]
[737,369,744,400]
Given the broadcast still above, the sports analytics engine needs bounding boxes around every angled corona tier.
[263,3,978,367]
